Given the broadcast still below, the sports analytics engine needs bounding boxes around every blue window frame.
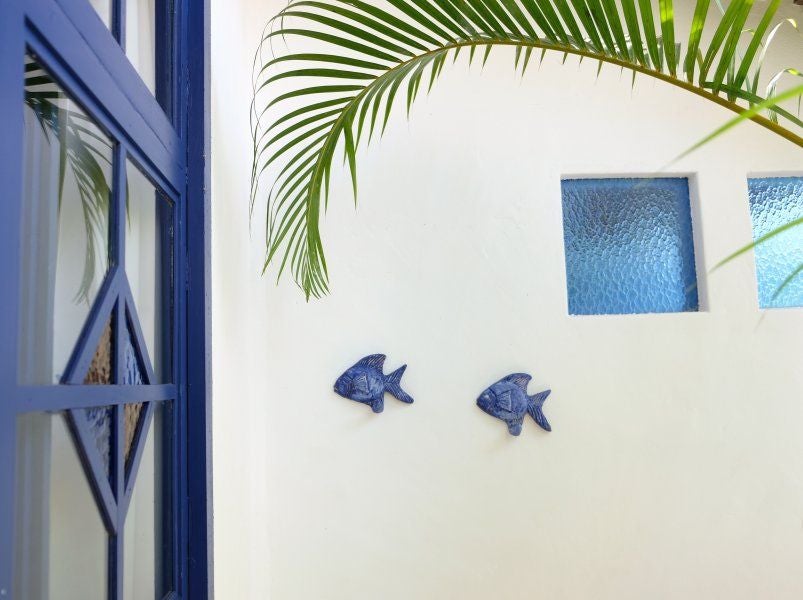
[747,176,803,309]
[0,0,210,597]
[561,177,700,316]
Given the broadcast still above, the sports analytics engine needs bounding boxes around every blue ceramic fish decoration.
[477,373,551,436]
[334,354,414,413]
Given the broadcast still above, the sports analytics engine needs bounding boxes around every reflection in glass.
[19,55,113,384]
[124,402,173,598]
[747,177,803,309]
[126,0,157,95]
[561,177,699,315]
[14,412,108,599]
[126,160,173,382]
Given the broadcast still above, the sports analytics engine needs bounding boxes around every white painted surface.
[212,2,803,598]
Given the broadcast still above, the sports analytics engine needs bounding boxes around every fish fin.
[507,419,523,436]
[527,390,552,432]
[497,390,513,411]
[355,354,386,370]
[371,396,385,413]
[384,365,414,404]
[353,374,369,395]
[503,373,531,390]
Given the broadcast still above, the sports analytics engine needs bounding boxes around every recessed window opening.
[561,177,699,316]
[747,176,803,309]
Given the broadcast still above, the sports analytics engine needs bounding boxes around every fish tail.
[527,390,552,432]
[385,365,414,404]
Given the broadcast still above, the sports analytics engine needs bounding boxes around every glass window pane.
[126,0,157,95]
[85,406,114,478]
[125,402,145,464]
[19,55,113,384]
[125,0,173,117]
[14,412,108,599]
[747,177,803,309]
[81,316,115,477]
[124,402,173,598]
[121,323,147,470]
[561,177,699,315]
[126,160,173,383]
[123,322,145,386]
[84,316,114,385]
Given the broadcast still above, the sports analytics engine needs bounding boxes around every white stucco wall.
[212,2,803,598]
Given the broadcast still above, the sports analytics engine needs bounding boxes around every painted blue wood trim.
[184,0,213,594]
[120,402,156,515]
[112,0,123,43]
[53,0,177,154]
[66,410,119,533]
[113,144,127,273]
[112,518,124,599]
[16,385,177,412]
[165,398,180,596]
[110,288,125,596]
[0,0,24,429]
[160,190,177,385]
[112,394,125,598]
[114,151,128,599]
[112,152,127,600]
[113,206,125,599]
[0,1,26,594]
[62,269,122,385]
[117,0,127,49]
[123,282,157,384]
[56,0,173,132]
[25,0,184,194]
[3,0,211,595]
[154,0,176,125]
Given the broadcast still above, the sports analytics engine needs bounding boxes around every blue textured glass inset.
[123,327,144,385]
[747,177,803,309]
[85,406,112,474]
[82,318,113,476]
[123,326,145,465]
[561,177,699,315]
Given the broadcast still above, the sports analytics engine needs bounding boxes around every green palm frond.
[682,83,803,301]
[24,60,113,305]
[251,0,803,299]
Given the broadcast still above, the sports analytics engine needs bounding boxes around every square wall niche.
[561,177,699,316]
[747,176,803,309]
